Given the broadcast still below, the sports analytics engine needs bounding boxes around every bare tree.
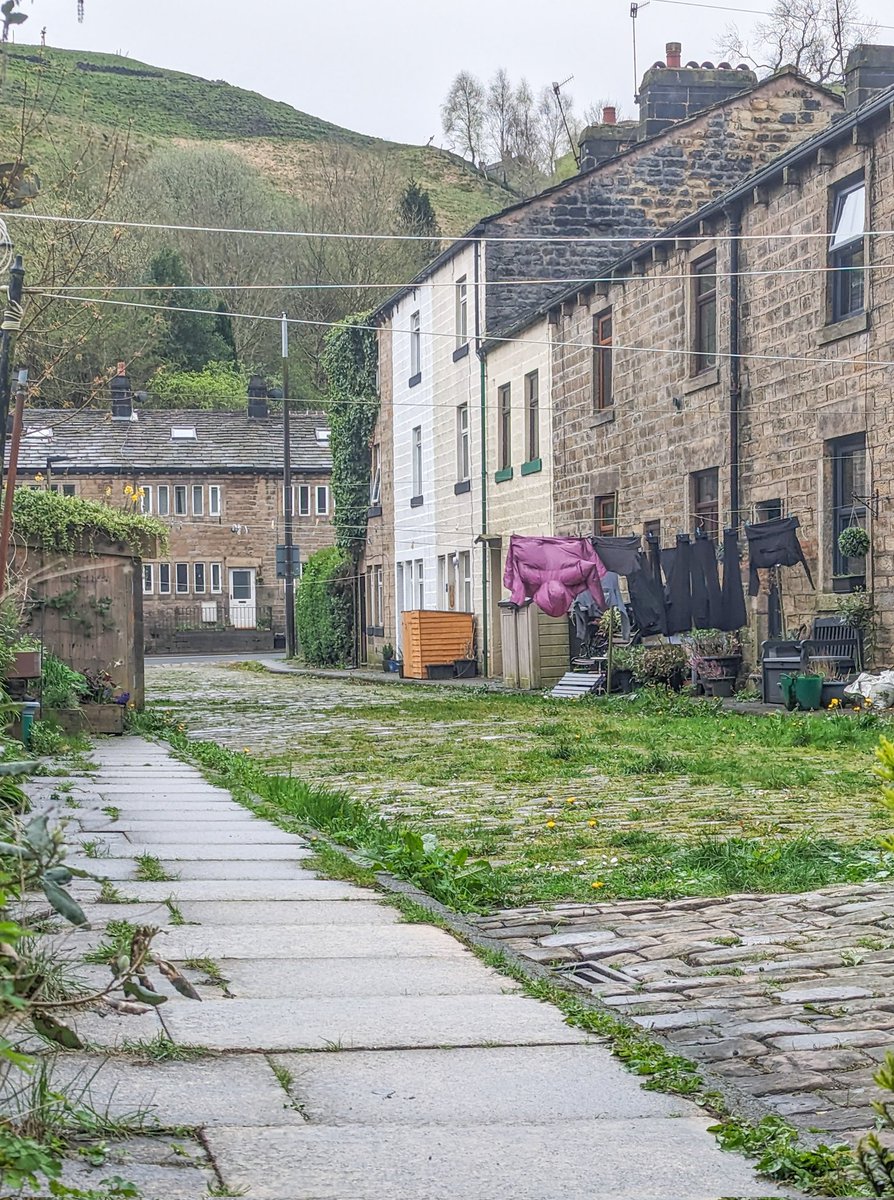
[441,70,485,164]
[486,68,518,164]
[721,0,876,83]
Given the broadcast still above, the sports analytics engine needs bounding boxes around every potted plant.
[632,644,688,690]
[692,654,736,699]
[6,636,42,682]
[834,527,870,593]
[794,671,824,711]
[611,646,640,693]
[382,644,400,673]
[810,656,852,707]
[688,629,742,680]
[80,667,127,734]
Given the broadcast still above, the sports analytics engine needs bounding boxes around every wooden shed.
[401,610,474,680]
[500,601,570,690]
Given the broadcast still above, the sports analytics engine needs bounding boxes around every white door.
[229,568,256,628]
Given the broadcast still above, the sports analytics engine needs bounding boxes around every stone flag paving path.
[23,737,784,1200]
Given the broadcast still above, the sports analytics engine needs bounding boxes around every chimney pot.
[110,363,133,420]
[247,372,269,419]
[603,105,617,125]
[666,41,682,69]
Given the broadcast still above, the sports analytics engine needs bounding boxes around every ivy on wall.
[11,489,168,555]
[320,311,379,555]
[295,546,354,666]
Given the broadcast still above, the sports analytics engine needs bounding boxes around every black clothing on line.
[591,535,644,578]
[745,516,814,597]
[628,558,668,636]
[664,535,694,635]
[720,527,749,632]
[692,533,723,629]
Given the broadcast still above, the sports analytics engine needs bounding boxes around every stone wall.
[550,103,894,661]
[484,72,840,335]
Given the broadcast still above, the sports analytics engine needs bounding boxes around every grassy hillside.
[1,44,511,233]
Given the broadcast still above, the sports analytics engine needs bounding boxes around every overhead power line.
[651,0,894,29]
[37,290,893,374]
[8,210,894,244]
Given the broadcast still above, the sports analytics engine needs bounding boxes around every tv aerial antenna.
[631,1,651,103]
[551,74,580,168]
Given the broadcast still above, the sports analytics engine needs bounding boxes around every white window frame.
[208,485,222,517]
[459,550,472,613]
[375,564,384,628]
[210,562,222,594]
[142,563,154,595]
[297,484,310,517]
[140,486,152,514]
[370,443,381,506]
[457,404,470,482]
[175,562,189,594]
[409,310,421,378]
[315,485,329,516]
[455,276,468,346]
[158,563,171,595]
[416,558,424,609]
[192,485,204,517]
[157,485,170,517]
[193,562,206,594]
[174,485,187,516]
[412,426,422,498]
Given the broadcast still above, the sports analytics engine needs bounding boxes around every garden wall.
[14,536,147,707]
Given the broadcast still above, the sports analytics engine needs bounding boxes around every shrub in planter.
[41,653,87,710]
[295,546,354,666]
[838,526,871,559]
[632,644,688,689]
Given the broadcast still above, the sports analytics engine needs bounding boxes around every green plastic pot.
[794,674,824,711]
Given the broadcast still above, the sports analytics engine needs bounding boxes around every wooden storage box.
[401,610,474,680]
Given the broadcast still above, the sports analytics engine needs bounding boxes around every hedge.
[295,546,353,666]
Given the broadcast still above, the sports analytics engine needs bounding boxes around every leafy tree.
[147,248,234,372]
[721,0,876,83]
[441,70,486,163]
[398,180,440,239]
[145,360,249,409]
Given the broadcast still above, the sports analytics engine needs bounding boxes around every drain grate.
[557,959,639,991]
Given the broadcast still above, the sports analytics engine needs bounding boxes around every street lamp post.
[281,313,296,659]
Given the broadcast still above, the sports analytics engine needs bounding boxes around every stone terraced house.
[362,43,843,674]
[12,373,334,651]
[537,44,894,661]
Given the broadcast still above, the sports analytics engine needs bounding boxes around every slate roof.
[9,407,332,476]
[526,79,894,332]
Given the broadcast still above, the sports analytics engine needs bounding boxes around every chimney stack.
[637,43,756,138]
[247,373,269,419]
[844,44,894,110]
[110,361,133,420]
[602,105,617,125]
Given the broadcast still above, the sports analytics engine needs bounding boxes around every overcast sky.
[20,0,894,145]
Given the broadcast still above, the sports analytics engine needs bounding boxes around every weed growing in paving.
[101,806,121,822]
[80,839,110,860]
[134,853,176,882]
[183,957,228,987]
[305,843,378,888]
[84,920,139,965]
[98,880,136,905]
[118,1034,209,1063]
[164,898,187,926]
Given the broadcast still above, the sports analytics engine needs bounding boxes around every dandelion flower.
[33,473,44,483]
[123,485,133,496]
[546,819,556,829]
[588,819,597,828]
[591,881,605,889]
[243,747,252,754]
[566,797,576,805]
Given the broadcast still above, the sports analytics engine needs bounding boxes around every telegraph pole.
[0,254,25,488]
[281,312,297,659]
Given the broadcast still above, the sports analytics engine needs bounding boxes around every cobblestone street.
[474,887,894,1142]
[146,659,894,1147]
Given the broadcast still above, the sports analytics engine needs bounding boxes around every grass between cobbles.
[130,706,876,1196]
[133,680,894,904]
